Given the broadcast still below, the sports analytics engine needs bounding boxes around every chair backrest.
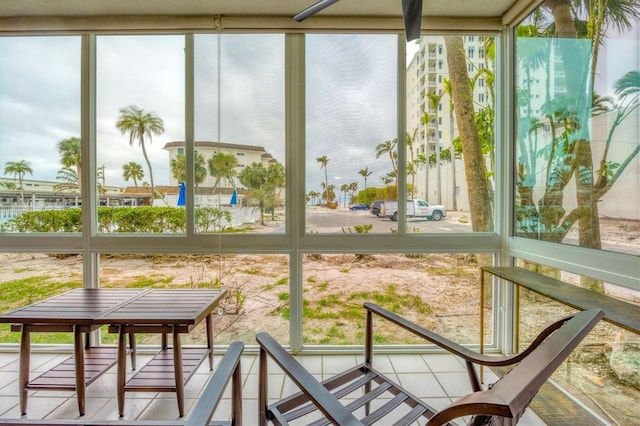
[428,309,604,425]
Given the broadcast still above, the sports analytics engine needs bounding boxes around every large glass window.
[513,258,639,425]
[96,35,185,231]
[0,36,81,233]
[98,253,289,346]
[194,34,285,234]
[0,252,82,344]
[405,35,496,234]
[301,253,488,346]
[305,34,398,234]
[514,13,639,256]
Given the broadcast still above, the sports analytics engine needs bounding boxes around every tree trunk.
[444,35,493,232]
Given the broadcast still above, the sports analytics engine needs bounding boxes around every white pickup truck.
[380,199,446,221]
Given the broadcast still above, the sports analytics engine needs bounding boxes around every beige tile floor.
[0,349,546,425]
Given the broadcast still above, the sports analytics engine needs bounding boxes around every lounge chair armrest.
[425,391,513,425]
[186,341,244,426]
[256,332,363,426]
[364,302,551,367]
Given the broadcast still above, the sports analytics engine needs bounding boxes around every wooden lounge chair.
[257,303,604,426]
[1,340,244,426]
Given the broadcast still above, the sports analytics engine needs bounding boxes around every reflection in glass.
[514,17,639,256]
[0,37,81,233]
[514,259,640,426]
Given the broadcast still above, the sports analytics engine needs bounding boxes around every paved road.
[305,206,472,234]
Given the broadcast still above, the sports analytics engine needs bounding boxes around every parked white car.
[380,199,446,221]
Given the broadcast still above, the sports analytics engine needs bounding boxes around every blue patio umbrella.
[177,182,186,206]
[230,188,237,206]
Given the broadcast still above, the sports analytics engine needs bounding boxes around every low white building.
[162,141,278,188]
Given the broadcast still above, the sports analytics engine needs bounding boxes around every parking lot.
[305,206,472,234]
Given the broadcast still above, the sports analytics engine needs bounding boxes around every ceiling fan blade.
[293,0,340,22]
[401,0,423,41]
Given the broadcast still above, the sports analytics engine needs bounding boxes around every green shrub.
[1,206,232,233]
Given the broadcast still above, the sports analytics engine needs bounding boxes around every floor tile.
[0,349,550,425]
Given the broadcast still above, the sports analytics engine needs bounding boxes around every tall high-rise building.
[406,35,493,211]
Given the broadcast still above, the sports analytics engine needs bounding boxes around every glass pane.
[301,253,489,346]
[514,259,640,426]
[305,34,398,234]
[98,253,289,346]
[0,252,82,344]
[514,17,639,255]
[193,34,285,234]
[405,35,496,233]
[0,36,81,233]
[96,35,185,233]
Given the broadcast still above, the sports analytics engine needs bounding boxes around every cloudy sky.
[0,30,635,194]
[0,33,399,195]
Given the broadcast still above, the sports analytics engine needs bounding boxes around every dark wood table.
[0,288,144,416]
[94,288,227,417]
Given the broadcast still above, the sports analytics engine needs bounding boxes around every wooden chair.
[257,303,604,426]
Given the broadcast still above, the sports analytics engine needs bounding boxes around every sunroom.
[0,0,638,425]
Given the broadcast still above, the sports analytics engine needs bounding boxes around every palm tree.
[97,165,106,195]
[323,184,336,204]
[375,139,398,176]
[266,162,285,218]
[593,70,640,202]
[426,92,445,204]
[171,152,208,189]
[340,183,350,207]
[194,152,207,188]
[239,162,284,225]
[208,152,238,192]
[307,190,320,205]
[123,161,144,187]
[316,156,329,203]
[267,162,285,198]
[381,175,394,185]
[170,154,186,184]
[348,182,358,200]
[358,167,372,189]
[115,105,164,203]
[3,160,33,190]
[444,35,493,232]
[57,137,82,184]
[614,69,640,101]
[405,130,418,194]
[3,159,33,204]
[534,0,639,253]
[54,167,79,192]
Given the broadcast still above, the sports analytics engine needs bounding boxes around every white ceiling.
[0,0,530,21]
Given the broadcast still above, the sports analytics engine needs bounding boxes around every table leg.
[206,314,213,370]
[172,326,185,417]
[73,325,86,416]
[19,325,30,415]
[128,332,137,370]
[117,325,127,417]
